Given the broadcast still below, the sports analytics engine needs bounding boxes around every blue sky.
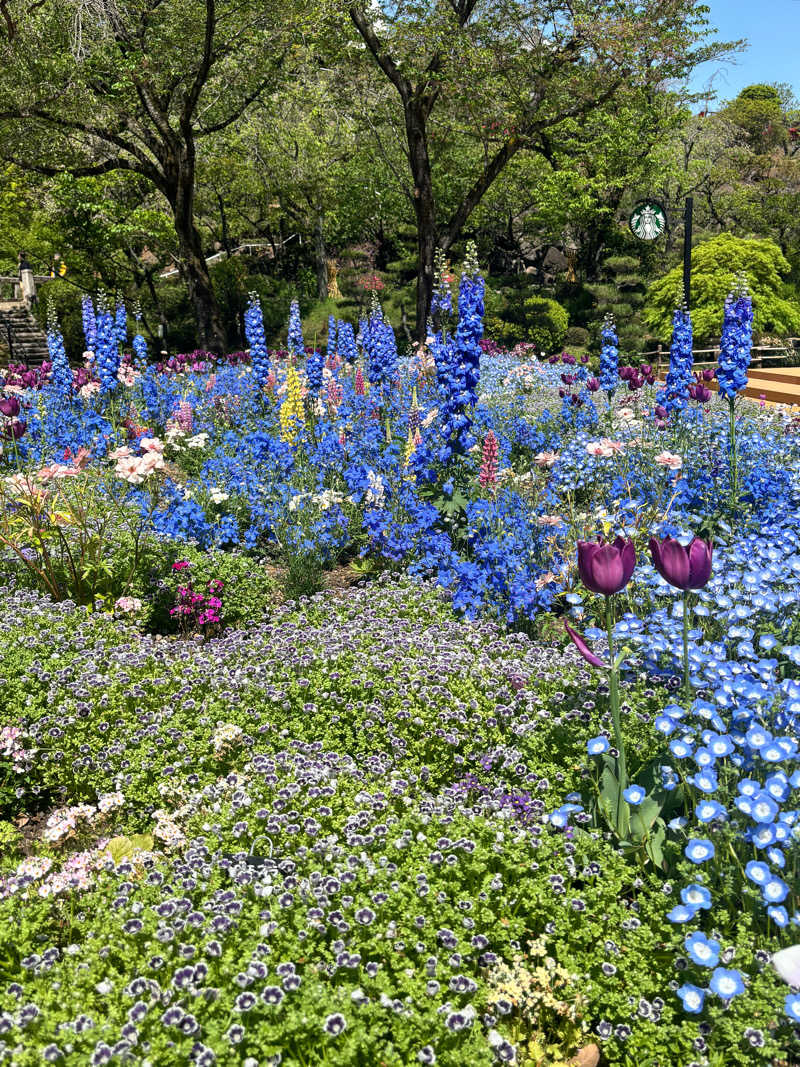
[686,0,800,105]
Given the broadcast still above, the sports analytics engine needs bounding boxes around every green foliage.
[145,544,278,633]
[645,235,800,342]
[585,254,652,357]
[485,284,569,352]
[34,281,85,357]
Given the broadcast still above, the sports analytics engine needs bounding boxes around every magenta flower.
[564,622,606,669]
[649,536,713,591]
[577,537,636,597]
[0,396,21,417]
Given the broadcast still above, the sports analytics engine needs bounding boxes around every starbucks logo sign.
[629,201,666,242]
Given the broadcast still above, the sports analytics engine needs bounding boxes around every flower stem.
[682,590,691,709]
[728,394,737,504]
[605,595,627,793]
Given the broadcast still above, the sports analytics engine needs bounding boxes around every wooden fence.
[643,343,800,378]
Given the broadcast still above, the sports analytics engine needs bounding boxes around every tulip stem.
[682,591,691,709]
[728,395,738,504]
[605,595,628,794]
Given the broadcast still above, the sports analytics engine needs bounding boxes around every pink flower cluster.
[479,430,499,489]
[1,725,31,769]
[169,561,225,632]
[111,437,165,484]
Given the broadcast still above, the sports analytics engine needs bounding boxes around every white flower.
[209,487,229,504]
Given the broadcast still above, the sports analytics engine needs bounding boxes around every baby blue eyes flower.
[684,931,720,968]
[685,839,715,864]
[763,878,790,904]
[623,785,645,805]
[670,739,693,758]
[708,968,745,999]
[681,884,712,910]
[668,904,697,923]
[691,770,718,794]
[677,984,706,1014]
[695,800,726,823]
[745,861,771,886]
[587,736,610,755]
[759,634,778,650]
[768,906,789,928]
[655,716,676,735]
[785,993,800,1023]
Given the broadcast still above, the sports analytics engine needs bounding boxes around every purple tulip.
[577,537,636,597]
[587,377,600,392]
[564,622,606,669]
[0,396,20,417]
[654,404,668,420]
[649,536,713,591]
[3,419,26,440]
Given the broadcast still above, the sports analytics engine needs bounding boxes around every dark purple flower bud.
[702,368,716,382]
[654,404,668,420]
[649,536,713,591]
[3,419,26,440]
[587,377,600,392]
[0,396,20,417]
[564,623,607,669]
[577,537,636,596]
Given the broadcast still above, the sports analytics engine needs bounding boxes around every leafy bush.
[485,285,569,352]
[645,235,800,343]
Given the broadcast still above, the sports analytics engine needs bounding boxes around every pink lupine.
[479,430,499,490]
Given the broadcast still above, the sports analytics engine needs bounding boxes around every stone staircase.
[0,301,50,366]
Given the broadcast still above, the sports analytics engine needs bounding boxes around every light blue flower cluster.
[337,321,357,363]
[717,289,753,400]
[661,306,693,415]
[46,307,72,401]
[244,293,270,387]
[81,294,96,352]
[431,267,485,463]
[114,299,127,351]
[132,331,148,372]
[306,349,324,395]
[599,317,619,396]
[365,309,398,390]
[288,299,304,357]
[94,294,120,393]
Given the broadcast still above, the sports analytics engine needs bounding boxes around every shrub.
[645,235,800,343]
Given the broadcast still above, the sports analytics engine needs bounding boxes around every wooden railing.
[642,343,799,378]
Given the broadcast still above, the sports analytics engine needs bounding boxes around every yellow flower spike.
[280,366,305,443]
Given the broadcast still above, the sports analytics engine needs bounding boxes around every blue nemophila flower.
[668,904,697,923]
[677,983,706,1014]
[587,736,610,755]
[763,877,790,904]
[691,770,718,794]
[685,839,715,864]
[785,994,800,1022]
[695,800,726,823]
[623,785,645,805]
[684,931,720,968]
[681,884,712,910]
[768,906,790,927]
[708,967,745,999]
[745,861,771,886]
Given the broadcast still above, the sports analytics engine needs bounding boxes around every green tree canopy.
[645,234,800,342]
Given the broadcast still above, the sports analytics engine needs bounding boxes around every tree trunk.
[170,154,226,353]
[177,223,226,353]
[314,211,328,302]
[406,101,437,341]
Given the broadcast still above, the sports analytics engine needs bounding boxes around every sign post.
[629,197,693,309]
[683,196,693,310]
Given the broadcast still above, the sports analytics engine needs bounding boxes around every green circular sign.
[629,201,667,241]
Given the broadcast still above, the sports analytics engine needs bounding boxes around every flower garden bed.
[1,274,800,1065]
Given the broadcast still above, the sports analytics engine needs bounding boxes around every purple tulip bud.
[702,368,716,382]
[3,419,27,440]
[0,396,20,417]
[577,537,636,597]
[649,536,713,591]
[587,377,600,392]
[565,622,607,669]
[654,404,668,420]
